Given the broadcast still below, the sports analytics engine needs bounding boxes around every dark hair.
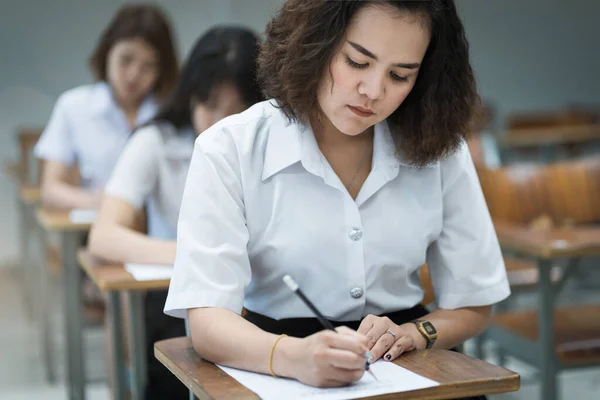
[89,4,179,101]
[258,0,478,166]
[152,25,264,130]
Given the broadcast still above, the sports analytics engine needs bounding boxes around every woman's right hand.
[283,326,369,387]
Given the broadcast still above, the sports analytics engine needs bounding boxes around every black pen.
[282,274,378,381]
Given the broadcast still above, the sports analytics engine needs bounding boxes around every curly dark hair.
[257,0,478,166]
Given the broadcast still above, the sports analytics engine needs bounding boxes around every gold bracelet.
[268,334,288,378]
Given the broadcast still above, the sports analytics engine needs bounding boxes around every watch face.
[423,321,436,334]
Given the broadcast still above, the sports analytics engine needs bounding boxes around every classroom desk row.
[19,177,600,400]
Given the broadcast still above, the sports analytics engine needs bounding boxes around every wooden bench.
[155,337,519,400]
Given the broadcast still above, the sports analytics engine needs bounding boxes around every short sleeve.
[104,126,160,209]
[164,128,251,319]
[34,93,76,165]
[426,143,510,309]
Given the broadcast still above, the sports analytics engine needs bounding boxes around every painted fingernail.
[385,354,391,360]
[366,351,374,364]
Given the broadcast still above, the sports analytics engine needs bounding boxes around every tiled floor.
[0,265,109,399]
[0,262,598,399]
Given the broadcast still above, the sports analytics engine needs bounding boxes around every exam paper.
[125,263,173,281]
[68,209,97,224]
[218,360,439,400]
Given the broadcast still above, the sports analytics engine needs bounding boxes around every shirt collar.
[90,81,158,125]
[261,107,305,181]
[261,110,418,182]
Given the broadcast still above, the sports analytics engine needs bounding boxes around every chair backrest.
[506,109,597,130]
[477,157,600,225]
[17,127,43,185]
[133,206,148,234]
[419,264,435,307]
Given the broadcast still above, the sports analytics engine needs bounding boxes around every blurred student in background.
[35,3,179,210]
[33,5,179,391]
[89,26,263,399]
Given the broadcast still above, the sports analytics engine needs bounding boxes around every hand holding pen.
[283,275,379,383]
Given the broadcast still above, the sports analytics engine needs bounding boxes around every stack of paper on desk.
[218,360,439,400]
[125,263,173,281]
[68,209,97,224]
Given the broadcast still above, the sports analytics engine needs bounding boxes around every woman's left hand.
[357,315,427,362]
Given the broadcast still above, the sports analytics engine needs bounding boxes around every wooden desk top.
[155,337,520,400]
[495,221,600,259]
[77,249,170,292]
[499,123,600,148]
[19,184,41,205]
[35,208,92,232]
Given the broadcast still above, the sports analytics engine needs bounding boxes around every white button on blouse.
[164,100,510,322]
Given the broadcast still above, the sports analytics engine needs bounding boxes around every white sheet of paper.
[125,263,173,281]
[68,209,97,224]
[218,360,439,400]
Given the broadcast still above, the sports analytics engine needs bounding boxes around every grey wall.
[0,0,598,262]
[457,0,600,130]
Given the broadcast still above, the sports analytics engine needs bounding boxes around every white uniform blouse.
[105,123,195,240]
[34,82,158,188]
[164,100,510,321]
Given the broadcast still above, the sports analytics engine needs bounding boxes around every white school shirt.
[34,82,158,189]
[164,100,510,321]
[105,123,195,240]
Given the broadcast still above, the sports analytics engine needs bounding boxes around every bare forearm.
[188,308,301,378]
[89,224,176,265]
[42,182,98,210]
[404,306,492,350]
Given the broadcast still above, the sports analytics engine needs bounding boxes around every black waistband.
[244,304,429,338]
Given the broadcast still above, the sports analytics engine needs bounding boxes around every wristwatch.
[412,319,437,349]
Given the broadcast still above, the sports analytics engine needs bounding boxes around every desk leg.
[126,291,147,400]
[38,223,55,383]
[539,259,558,400]
[19,201,32,317]
[495,298,511,367]
[184,319,197,400]
[62,231,85,400]
[108,291,127,400]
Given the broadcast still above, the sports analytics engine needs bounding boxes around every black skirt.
[245,304,486,400]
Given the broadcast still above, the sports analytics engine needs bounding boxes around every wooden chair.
[477,156,600,299]
[15,127,43,185]
[506,109,597,130]
[475,157,600,383]
[419,264,435,307]
[477,157,600,226]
